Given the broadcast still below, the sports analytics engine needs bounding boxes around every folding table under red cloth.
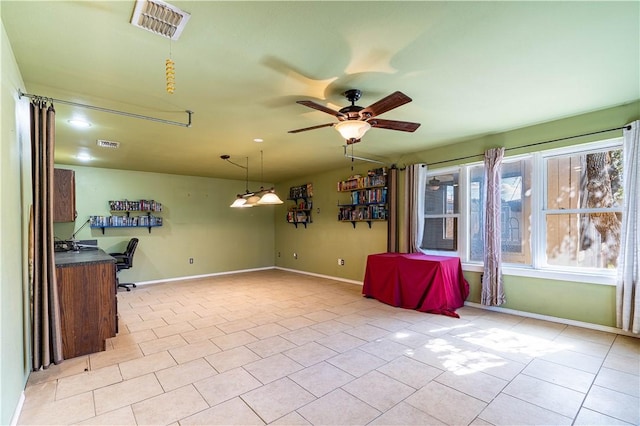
[362,252,470,317]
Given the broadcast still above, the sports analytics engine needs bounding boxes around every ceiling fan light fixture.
[335,120,371,143]
[428,178,441,191]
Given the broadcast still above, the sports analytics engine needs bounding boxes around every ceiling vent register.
[130,0,191,40]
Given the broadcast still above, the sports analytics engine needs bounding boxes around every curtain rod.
[18,89,193,128]
[426,124,631,167]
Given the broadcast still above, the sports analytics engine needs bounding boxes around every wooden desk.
[363,252,469,317]
[55,249,117,358]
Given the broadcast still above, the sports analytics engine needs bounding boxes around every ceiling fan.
[288,89,421,144]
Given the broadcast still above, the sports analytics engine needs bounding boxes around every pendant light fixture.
[221,150,283,208]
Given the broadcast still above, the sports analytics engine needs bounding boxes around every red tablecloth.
[363,252,469,317]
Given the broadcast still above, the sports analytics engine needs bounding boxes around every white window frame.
[424,137,623,286]
[420,166,464,257]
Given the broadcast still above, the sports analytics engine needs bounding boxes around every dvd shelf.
[90,199,163,233]
[287,183,313,228]
[337,168,388,228]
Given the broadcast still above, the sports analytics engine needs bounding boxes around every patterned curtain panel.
[617,121,639,334]
[30,98,63,370]
[401,164,427,253]
[482,147,506,306]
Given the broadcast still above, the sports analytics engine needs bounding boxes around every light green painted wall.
[0,17,31,426]
[53,165,276,284]
[274,165,388,281]
[275,101,640,328]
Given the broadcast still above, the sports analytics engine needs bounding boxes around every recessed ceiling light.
[68,119,91,128]
[76,153,92,162]
[253,138,264,143]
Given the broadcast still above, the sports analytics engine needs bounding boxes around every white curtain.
[482,147,506,306]
[617,121,639,334]
[404,163,427,253]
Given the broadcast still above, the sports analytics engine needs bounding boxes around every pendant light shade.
[230,197,252,208]
[245,195,261,206]
[258,191,284,205]
[335,120,371,143]
[222,150,283,208]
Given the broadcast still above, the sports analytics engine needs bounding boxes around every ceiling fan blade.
[361,91,412,118]
[369,118,421,132]
[288,123,335,134]
[297,100,346,118]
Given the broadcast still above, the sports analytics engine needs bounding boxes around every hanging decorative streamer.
[165,58,175,94]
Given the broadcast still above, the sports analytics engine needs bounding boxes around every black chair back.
[124,238,139,268]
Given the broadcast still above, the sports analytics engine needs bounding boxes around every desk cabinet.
[56,257,116,359]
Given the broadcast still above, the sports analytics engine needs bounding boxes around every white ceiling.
[2,1,638,182]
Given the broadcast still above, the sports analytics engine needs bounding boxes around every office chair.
[110,238,139,291]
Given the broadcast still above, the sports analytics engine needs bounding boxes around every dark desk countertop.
[55,249,116,267]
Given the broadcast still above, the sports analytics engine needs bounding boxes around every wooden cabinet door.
[53,168,76,222]
[56,262,116,358]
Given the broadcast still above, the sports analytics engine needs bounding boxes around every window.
[543,145,623,270]
[469,157,532,264]
[422,171,459,251]
[419,137,623,281]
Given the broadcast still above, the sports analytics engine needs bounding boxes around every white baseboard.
[274,266,363,286]
[10,391,25,426]
[133,266,276,286]
[464,301,638,337]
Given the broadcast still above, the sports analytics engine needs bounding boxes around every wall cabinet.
[287,184,313,228]
[337,168,388,228]
[53,168,76,222]
[90,199,163,233]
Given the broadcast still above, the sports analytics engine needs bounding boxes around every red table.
[363,252,469,317]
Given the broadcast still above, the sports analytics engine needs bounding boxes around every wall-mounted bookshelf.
[287,183,313,228]
[337,168,388,228]
[90,199,163,233]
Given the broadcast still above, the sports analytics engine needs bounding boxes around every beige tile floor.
[19,270,640,425]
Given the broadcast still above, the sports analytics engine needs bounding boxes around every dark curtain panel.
[30,98,63,370]
[387,166,398,252]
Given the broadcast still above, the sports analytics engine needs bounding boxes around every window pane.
[422,173,459,251]
[422,218,457,250]
[546,149,623,210]
[545,212,621,269]
[545,148,623,269]
[424,174,459,214]
[469,159,532,264]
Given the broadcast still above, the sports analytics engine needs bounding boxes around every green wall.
[53,165,276,284]
[274,165,388,281]
[0,17,30,426]
[275,101,640,328]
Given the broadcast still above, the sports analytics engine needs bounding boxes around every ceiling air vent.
[96,140,120,149]
[130,0,191,41]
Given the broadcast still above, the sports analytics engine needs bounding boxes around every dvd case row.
[90,215,163,227]
[109,199,163,212]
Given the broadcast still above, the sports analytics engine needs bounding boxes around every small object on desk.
[363,252,469,318]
